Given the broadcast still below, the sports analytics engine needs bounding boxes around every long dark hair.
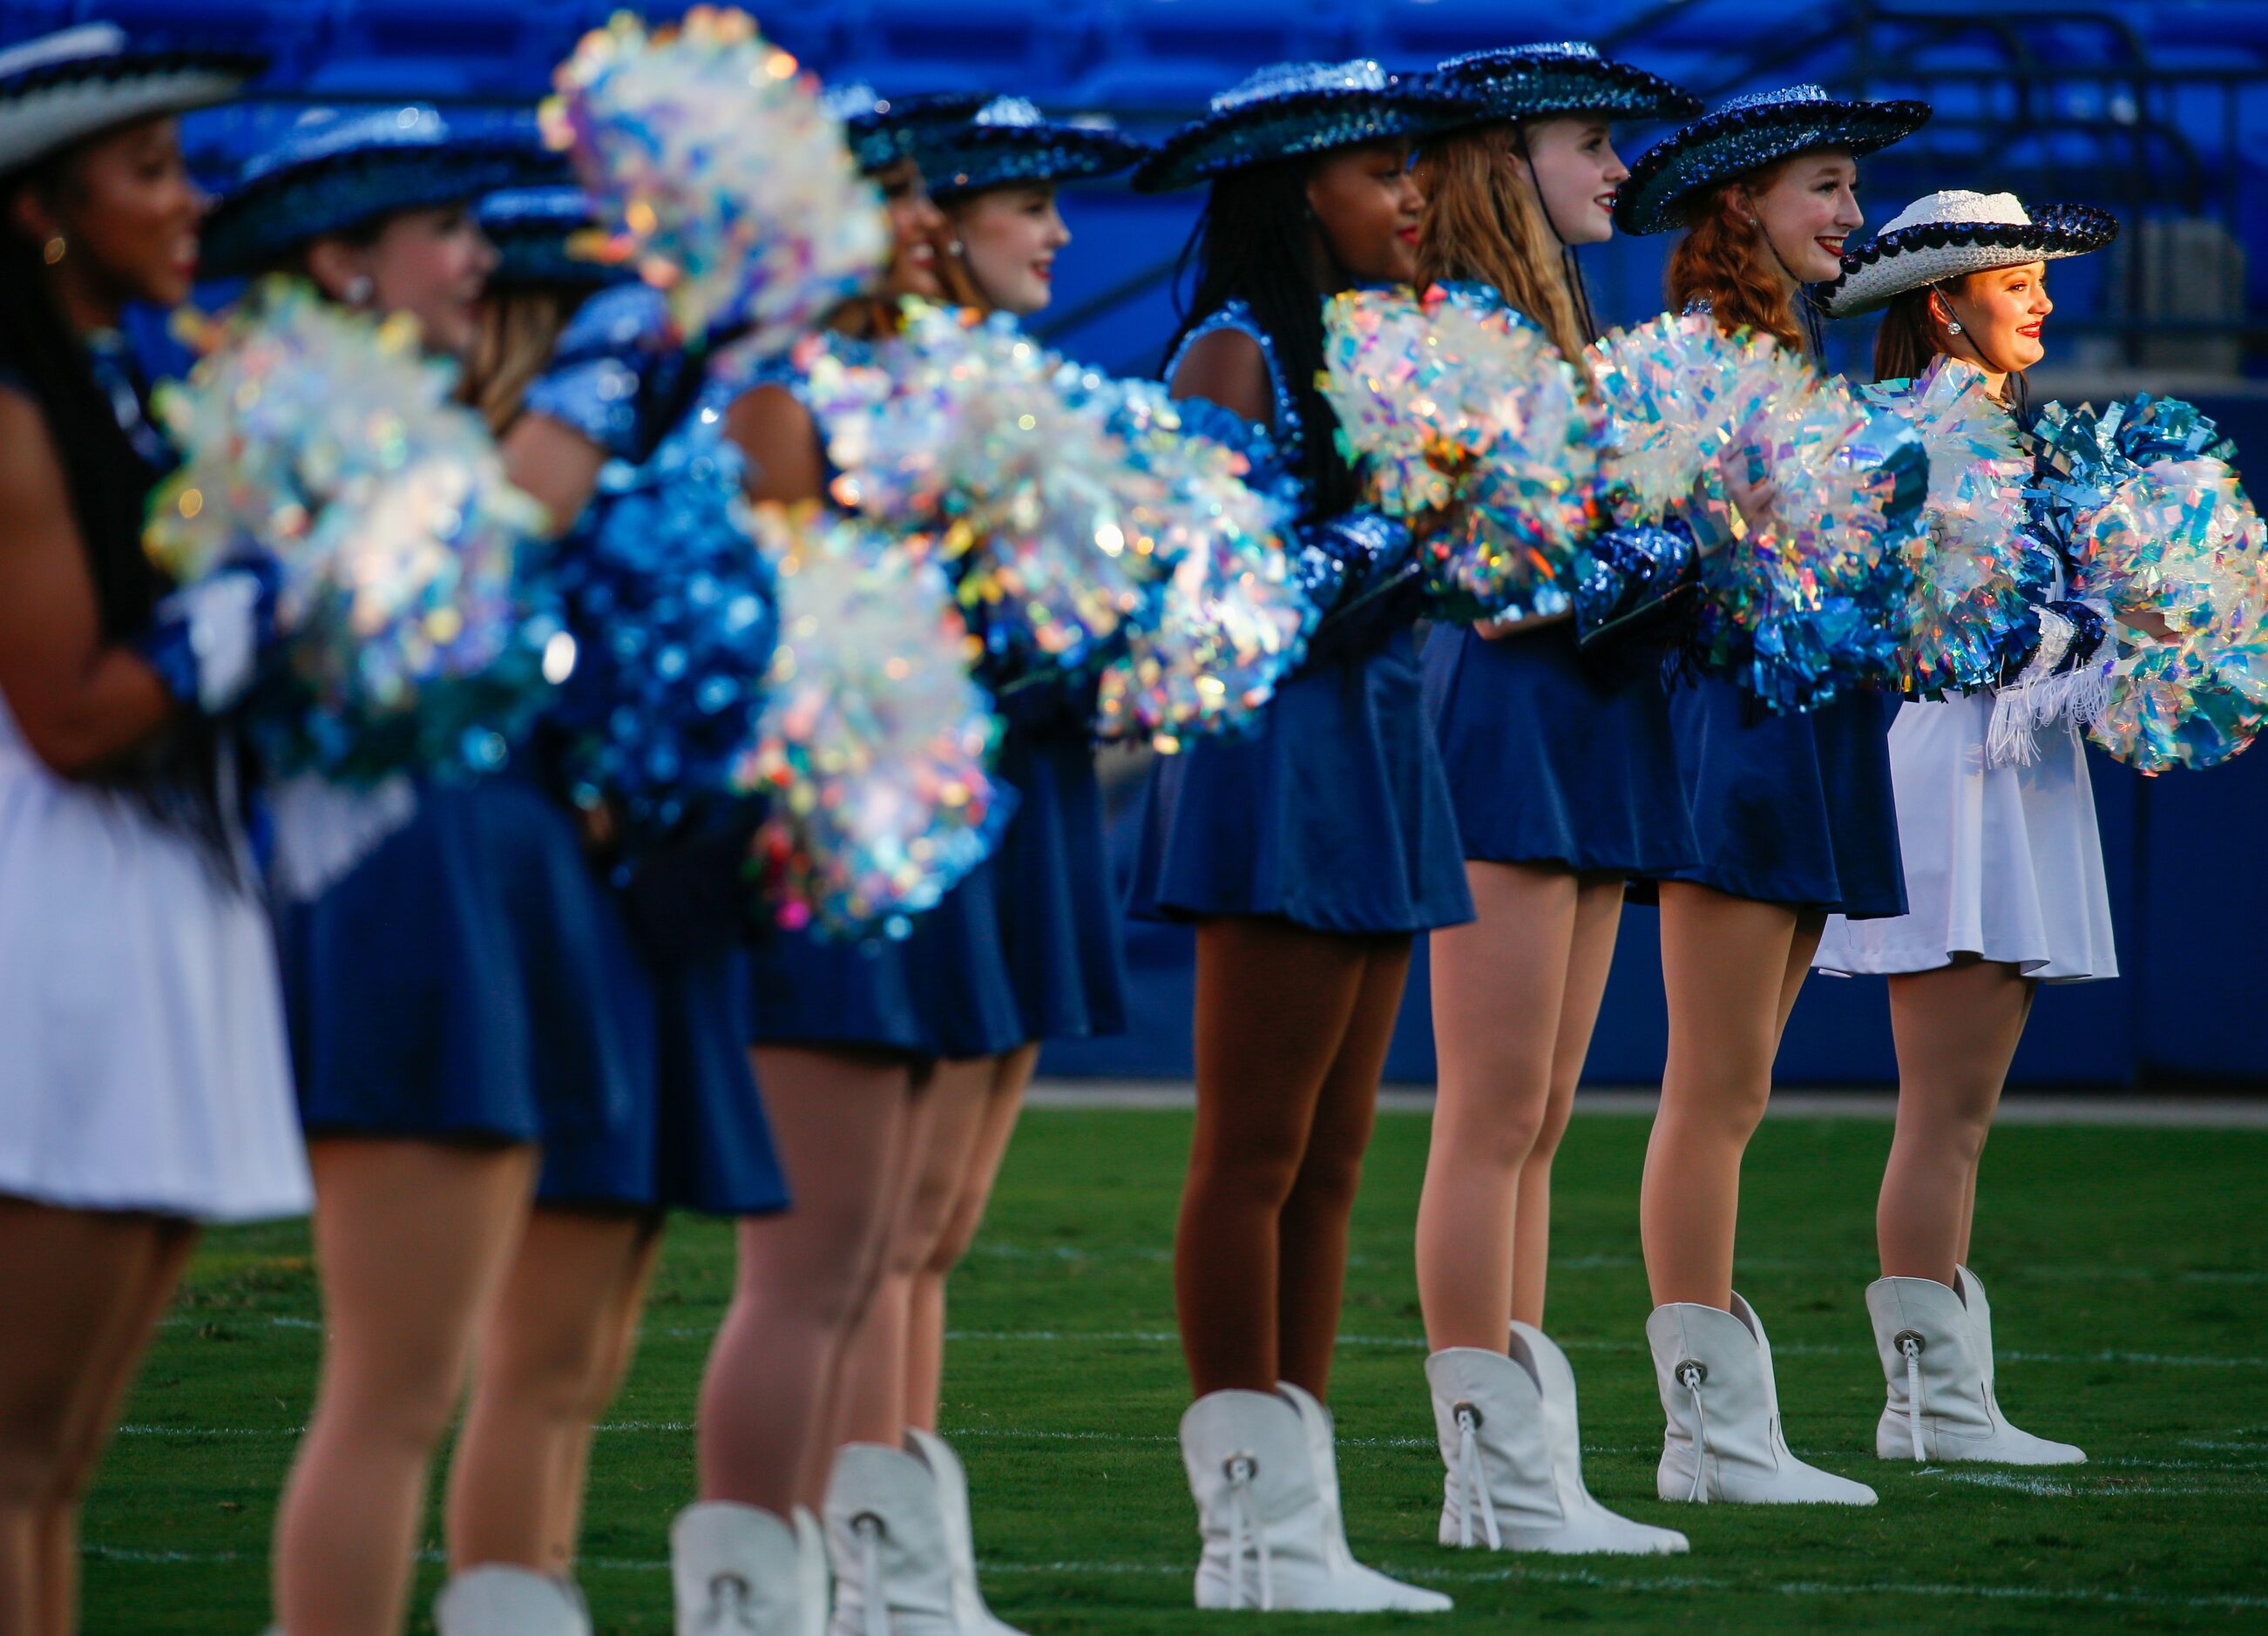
[0,199,166,641]
[3,153,231,860]
[1161,158,1358,518]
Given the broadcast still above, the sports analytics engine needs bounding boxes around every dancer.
[0,25,306,1633]
[441,181,789,1634]
[195,109,633,1636]
[1127,61,1477,1612]
[1407,42,1697,1556]
[902,90,1145,1393]
[890,95,1145,1437]
[1611,84,1930,1506]
[686,85,1032,1636]
[1816,189,2122,1466]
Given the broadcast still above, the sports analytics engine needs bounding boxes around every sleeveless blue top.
[1126,299,1473,934]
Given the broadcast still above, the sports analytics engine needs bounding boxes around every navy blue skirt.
[1648,678,1907,918]
[281,778,642,1152]
[645,948,789,1215]
[1127,630,1474,935]
[1423,621,1698,876]
[747,862,1026,1061]
[990,713,1129,1044]
[537,929,789,1218]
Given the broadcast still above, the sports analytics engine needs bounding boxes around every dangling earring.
[343,274,375,307]
[42,233,66,265]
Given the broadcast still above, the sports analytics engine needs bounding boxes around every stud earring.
[344,274,375,307]
[1947,319,1964,335]
[42,233,66,265]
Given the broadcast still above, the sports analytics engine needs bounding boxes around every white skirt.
[0,704,310,1221]
[1815,691,2116,984]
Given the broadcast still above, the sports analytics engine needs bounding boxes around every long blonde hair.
[462,286,580,436]
[1415,125,1588,363]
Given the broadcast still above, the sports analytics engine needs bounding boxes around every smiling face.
[1305,137,1423,286]
[1515,115,1628,247]
[872,157,947,300]
[308,202,498,359]
[1747,148,1863,284]
[8,115,207,317]
[1940,260,2054,374]
[951,182,1070,316]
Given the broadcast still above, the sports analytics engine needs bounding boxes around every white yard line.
[78,1545,2268,1612]
[147,1315,2268,1371]
[1026,1080,2268,1127]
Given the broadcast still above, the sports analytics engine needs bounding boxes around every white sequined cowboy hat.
[1820,187,2119,317]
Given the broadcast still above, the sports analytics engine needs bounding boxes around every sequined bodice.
[1163,300,1303,467]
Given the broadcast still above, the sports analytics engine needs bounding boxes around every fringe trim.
[1987,603,2114,767]
[267,774,419,903]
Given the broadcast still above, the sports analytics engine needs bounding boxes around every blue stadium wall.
[18,0,2265,1085]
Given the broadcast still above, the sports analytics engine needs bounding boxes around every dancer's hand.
[1716,450,1780,533]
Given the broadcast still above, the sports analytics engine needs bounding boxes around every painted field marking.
[149,1315,2268,1372]
[79,1545,2268,1612]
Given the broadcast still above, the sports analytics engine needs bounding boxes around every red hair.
[1664,166,1803,347]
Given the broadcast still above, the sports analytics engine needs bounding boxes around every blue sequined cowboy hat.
[822,83,989,175]
[201,105,551,279]
[476,184,633,290]
[0,22,263,178]
[1820,189,2118,318]
[1613,84,1932,237]
[1131,59,1482,193]
[1426,41,1700,132]
[917,96,1148,200]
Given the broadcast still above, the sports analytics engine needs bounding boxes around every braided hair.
[3,147,231,862]
[1161,157,1359,519]
[0,171,166,641]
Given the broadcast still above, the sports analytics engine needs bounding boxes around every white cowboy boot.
[903,1428,1026,1635]
[1428,1325,1689,1553]
[671,1500,828,1636]
[1276,1381,1453,1611]
[825,1441,958,1636]
[1178,1386,1452,1612]
[1868,1268,2085,1464]
[1647,1292,1877,1504]
[433,1565,592,1635]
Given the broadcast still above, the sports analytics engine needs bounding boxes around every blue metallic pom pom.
[542,412,777,872]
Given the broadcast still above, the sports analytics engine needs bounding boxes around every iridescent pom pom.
[2032,395,2254,625]
[1858,356,2040,694]
[1073,378,1314,749]
[802,301,1168,673]
[541,5,890,348]
[1693,358,1923,713]
[1320,282,1604,624]
[146,278,565,783]
[546,412,775,864]
[2029,394,2268,769]
[1587,312,1770,528]
[2090,585,2268,772]
[739,504,1009,939]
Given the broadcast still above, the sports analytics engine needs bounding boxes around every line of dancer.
[1,15,2250,1636]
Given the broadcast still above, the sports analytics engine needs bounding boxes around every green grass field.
[85,1104,2268,1633]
